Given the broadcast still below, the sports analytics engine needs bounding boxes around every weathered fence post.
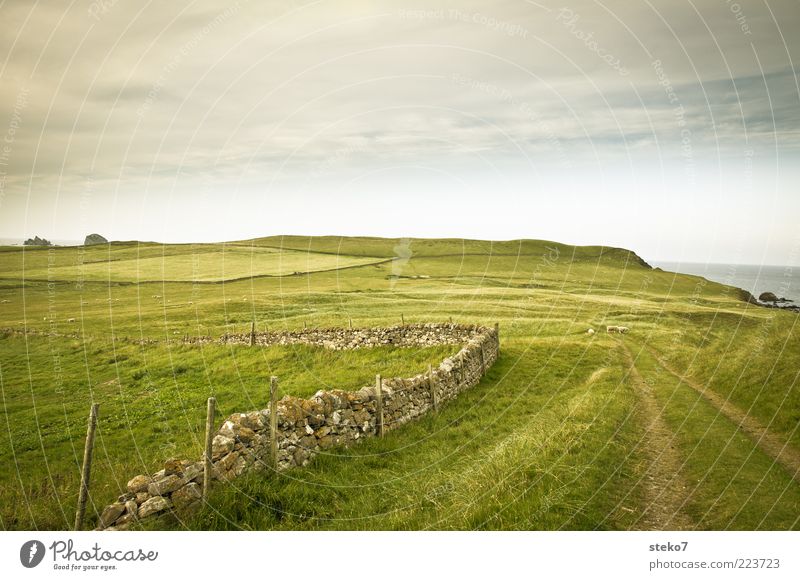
[270,376,278,469]
[375,374,384,437]
[250,321,255,346]
[401,313,405,325]
[74,403,99,531]
[428,364,438,412]
[479,342,486,375]
[303,321,307,330]
[349,318,353,329]
[449,316,453,324]
[203,397,216,500]
[494,322,499,340]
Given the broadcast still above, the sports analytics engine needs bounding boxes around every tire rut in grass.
[621,344,694,530]
[645,346,800,484]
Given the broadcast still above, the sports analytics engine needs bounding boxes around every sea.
[653,261,799,304]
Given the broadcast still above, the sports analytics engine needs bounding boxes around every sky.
[0,0,798,266]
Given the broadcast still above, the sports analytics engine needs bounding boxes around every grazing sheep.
[68,317,76,323]
[587,328,595,335]
[606,325,630,334]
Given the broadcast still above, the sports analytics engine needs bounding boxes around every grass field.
[0,236,797,530]
[0,242,385,282]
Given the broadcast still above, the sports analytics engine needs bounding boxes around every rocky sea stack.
[22,236,52,246]
[84,233,109,245]
[758,291,779,302]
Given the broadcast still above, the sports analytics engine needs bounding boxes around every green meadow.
[0,236,797,530]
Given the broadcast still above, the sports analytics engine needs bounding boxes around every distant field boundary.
[93,323,500,530]
[0,258,394,285]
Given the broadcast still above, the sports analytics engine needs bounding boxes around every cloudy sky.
[1,0,798,265]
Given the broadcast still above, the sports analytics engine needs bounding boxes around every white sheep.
[587,328,595,335]
[606,325,630,334]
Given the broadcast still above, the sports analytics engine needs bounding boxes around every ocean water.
[654,262,799,304]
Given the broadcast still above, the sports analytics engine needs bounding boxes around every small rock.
[147,474,184,497]
[235,427,256,444]
[171,482,202,512]
[217,451,239,471]
[231,455,248,477]
[164,457,187,476]
[293,448,308,465]
[99,503,125,528]
[126,475,152,494]
[138,496,172,519]
[124,500,138,518]
[212,435,234,459]
[182,461,204,483]
[218,420,236,438]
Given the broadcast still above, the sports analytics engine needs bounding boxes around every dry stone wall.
[96,323,499,530]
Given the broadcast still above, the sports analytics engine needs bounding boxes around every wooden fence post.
[375,374,384,437]
[494,322,499,340]
[250,321,255,346]
[401,313,405,325]
[203,397,216,500]
[74,403,99,531]
[479,342,486,375]
[428,364,438,412]
[270,376,278,469]
[349,318,353,329]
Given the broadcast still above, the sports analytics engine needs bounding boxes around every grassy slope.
[0,336,455,529]
[0,242,384,282]
[0,237,797,530]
